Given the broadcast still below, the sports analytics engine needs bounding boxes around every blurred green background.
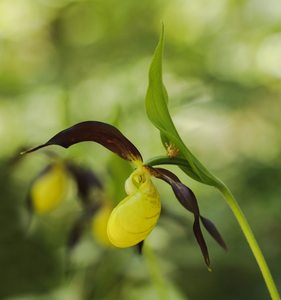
[0,0,281,299]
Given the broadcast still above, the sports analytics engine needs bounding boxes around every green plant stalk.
[219,183,280,300]
[146,156,280,300]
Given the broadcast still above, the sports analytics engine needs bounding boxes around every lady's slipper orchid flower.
[26,156,118,250]
[29,162,68,214]
[23,121,226,267]
[27,159,103,215]
[92,201,114,247]
[107,166,160,248]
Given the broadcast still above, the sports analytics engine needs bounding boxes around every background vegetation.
[0,0,280,299]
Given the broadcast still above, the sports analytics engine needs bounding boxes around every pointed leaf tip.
[145,27,223,187]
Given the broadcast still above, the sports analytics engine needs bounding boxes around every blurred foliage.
[0,0,281,299]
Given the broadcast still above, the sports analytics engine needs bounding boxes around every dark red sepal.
[67,202,102,250]
[66,162,103,206]
[22,121,143,162]
[200,216,227,250]
[148,166,226,268]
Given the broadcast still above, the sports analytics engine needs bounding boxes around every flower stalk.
[219,184,280,300]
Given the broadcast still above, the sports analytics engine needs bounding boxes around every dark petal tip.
[193,218,211,268]
[21,144,48,155]
[200,216,227,251]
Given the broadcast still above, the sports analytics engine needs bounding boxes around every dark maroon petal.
[148,166,210,266]
[200,216,227,250]
[171,182,199,215]
[147,167,199,215]
[66,162,103,205]
[67,202,102,250]
[147,166,227,268]
[193,217,210,268]
[23,121,143,162]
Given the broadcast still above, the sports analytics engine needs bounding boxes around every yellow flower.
[31,162,68,214]
[91,202,113,247]
[107,166,161,248]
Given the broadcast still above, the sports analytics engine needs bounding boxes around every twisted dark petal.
[67,203,102,250]
[148,166,226,267]
[66,162,103,205]
[193,217,210,268]
[148,166,210,266]
[22,121,143,162]
[171,182,199,215]
[200,216,227,250]
[149,167,199,215]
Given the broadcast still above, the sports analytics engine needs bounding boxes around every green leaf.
[146,27,281,300]
[145,26,222,188]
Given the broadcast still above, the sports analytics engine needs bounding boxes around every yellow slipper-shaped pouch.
[107,167,160,247]
[31,162,68,214]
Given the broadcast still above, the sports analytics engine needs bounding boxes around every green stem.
[146,156,280,300]
[218,183,280,300]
